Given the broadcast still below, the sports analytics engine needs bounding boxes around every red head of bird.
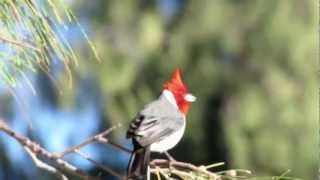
[163,68,196,115]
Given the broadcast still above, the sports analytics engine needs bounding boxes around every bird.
[126,68,196,179]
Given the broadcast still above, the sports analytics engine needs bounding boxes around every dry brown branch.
[24,146,68,180]
[0,119,252,180]
[149,159,252,179]
[0,119,118,180]
[150,159,219,178]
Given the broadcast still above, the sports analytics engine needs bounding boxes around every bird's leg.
[163,151,176,174]
[164,151,176,161]
[164,151,176,162]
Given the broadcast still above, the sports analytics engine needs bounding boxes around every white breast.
[150,121,186,152]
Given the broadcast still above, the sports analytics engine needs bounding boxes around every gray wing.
[126,96,184,147]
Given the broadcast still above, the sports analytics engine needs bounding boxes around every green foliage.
[0,0,99,90]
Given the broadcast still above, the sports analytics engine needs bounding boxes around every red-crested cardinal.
[126,68,196,179]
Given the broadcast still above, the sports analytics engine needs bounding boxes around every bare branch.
[98,138,132,154]
[0,120,97,180]
[150,159,216,176]
[1,119,249,180]
[150,159,252,179]
[56,123,122,157]
[24,146,68,180]
[75,150,125,180]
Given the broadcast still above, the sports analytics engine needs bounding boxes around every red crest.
[163,68,191,115]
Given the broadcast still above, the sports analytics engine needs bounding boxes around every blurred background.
[0,0,317,179]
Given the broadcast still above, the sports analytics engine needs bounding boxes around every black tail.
[127,146,150,179]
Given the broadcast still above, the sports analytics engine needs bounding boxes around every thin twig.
[151,168,192,179]
[24,146,68,180]
[155,166,161,180]
[56,123,123,157]
[100,139,132,154]
[150,159,219,178]
[75,149,125,180]
[0,34,41,52]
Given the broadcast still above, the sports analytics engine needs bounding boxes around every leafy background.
[0,0,317,179]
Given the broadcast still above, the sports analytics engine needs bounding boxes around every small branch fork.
[0,120,129,180]
[55,123,131,158]
[0,119,251,180]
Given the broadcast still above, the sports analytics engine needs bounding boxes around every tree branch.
[0,120,99,179]
[0,119,252,180]
[150,159,219,178]
[56,123,123,157]
[97,137,132,154]
[75,150,125,179]
[150,159,252,179]
[24,146,68,180]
